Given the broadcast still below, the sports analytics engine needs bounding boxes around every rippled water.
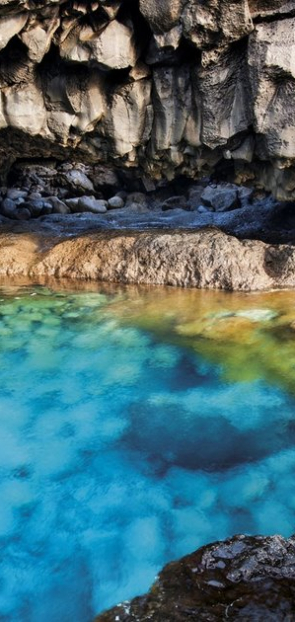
[1,283,295,621]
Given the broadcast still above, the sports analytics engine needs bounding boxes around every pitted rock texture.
[1,1,295,198]
[1,217,295,291]
[95,534,295,621]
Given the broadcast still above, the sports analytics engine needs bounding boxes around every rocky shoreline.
[0,161,294,292]
[0,165,293,291]
[95,534,295,621]
[0,160,263,222]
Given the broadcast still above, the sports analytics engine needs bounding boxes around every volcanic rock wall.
[1,0,295,199]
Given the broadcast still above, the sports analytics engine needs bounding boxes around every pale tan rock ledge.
[0,220,294,291]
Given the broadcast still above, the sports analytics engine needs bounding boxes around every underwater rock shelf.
[1,219,295,291]
[95,534,295,621]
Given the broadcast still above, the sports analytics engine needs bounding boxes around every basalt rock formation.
[0,1,295,199]
[95,534,295,621]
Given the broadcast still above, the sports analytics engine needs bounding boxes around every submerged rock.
[95,534,295,621]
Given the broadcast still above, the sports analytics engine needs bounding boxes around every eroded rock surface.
[0,1,295,198]
[1,215,295,290]
[95,534,295,621]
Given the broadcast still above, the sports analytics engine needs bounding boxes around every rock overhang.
[0,0,295,199]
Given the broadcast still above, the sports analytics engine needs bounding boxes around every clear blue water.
[0,285,295,621]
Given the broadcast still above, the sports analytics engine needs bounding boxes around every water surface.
[0,283,295,621]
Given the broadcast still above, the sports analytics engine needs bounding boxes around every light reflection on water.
[0,283,295,621]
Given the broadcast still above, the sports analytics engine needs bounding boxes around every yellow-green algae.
[104,286,295,394]
[1,280,295,393]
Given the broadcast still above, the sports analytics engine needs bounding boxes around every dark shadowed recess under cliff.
[0,0,295,200]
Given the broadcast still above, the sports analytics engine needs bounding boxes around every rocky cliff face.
[0,1,295,199]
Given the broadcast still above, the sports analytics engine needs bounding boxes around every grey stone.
[78,196,108,213]
[107,196,125,209]
[48,197,70,214]
[27,200,44,217]
[6,188,28,200]
[1,198,17,218]
[201,186,240,212]
[28,192,43,200]
[63,170,94,193]
[14,207,31,220]
[14,197,25,206]
[65,198,80,212]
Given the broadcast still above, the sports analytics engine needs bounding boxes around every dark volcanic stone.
[14,207,31,220]
[201,186,240,212]
[95,535,295,621]
[1,197,16,218]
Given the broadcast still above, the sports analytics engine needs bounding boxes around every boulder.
[6,188,27,200]
[14,206,31,220]
[1,198,17,218]
[78,196,107,213]
[26,199,44,217]
[95,534,295,621]
[62,170,94,193]
[107,196,125,209]
[201,186,240,212]
[65,197,80,212]
[48,196,70,214]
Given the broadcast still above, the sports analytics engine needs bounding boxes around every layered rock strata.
[95,534,295,621]
[0,1,295,199]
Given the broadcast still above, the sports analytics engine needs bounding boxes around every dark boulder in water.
[95,534,295,621]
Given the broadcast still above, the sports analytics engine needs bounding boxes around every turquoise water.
[0,284,295,621]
